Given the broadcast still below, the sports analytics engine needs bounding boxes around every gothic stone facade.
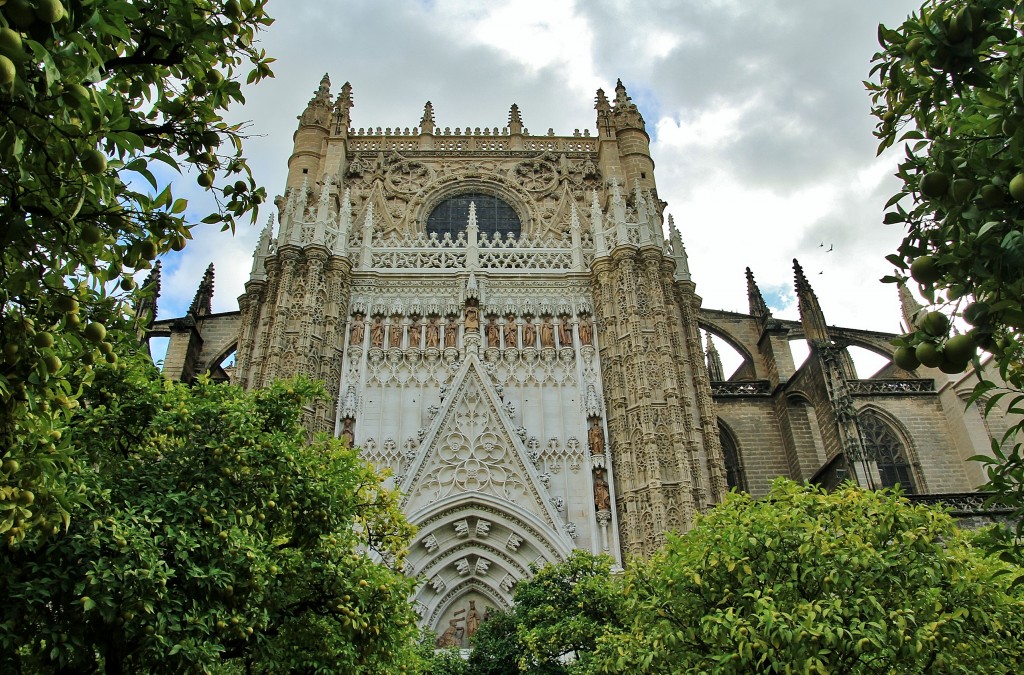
[151,76,1006,643]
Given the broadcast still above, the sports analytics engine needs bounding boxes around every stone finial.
[290,177,309,245]
[669,215,690,281]
[793,258,830,343]
[745,267,771,319]
[591,189,607,258]
[420,101,435,134]
[188,263,215,318]
[334,187,352,256]
[614,78,630,106]
[705,331,725,381]
[316,73,331,98]
[609,79,646,130]
[594,87,610,112]
[135,260,161,329]
[250,212,274,278]
[508,104,523,135]
[333,81,353,134]
[300,74,333,126]
[898,282,924,333]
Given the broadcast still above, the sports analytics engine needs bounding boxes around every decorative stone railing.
[347,131,598,154]
[848,379,935,396]
[711,380,772,397]
[905,492,1013,516]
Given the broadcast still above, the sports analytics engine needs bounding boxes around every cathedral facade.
[152,76,1009,642]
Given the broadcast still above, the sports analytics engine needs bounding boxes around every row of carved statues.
[348,312,594,350]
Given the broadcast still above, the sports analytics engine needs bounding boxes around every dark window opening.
[719,422,746,492]
[427,193,521,240]
[860,412,916,494]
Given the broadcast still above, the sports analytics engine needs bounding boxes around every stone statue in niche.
[559,319,572,347]
[370,316,385,348]
[389,316,403,348]
[349,314,365,346]
[425,316,440,348]
[540,317,555,348]
[435,615,465,648]
[444,316,458,348]
[503,318,518,349]
[408,317,422,348]
[341,418,354,446]
[486,317,500,348]
[594,468,611,511]
[466,600,481,638]
[465,304,479,332]
[589,423,604,456]
[522,317,536,347]
[579,316,593,345]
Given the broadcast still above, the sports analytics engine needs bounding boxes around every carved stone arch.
[696,319,756,377]
[414,178,536,236]
[405,492,571,635]
[831,330,902,359]
[426,577,512,641]
[855,405,924,494]
[717,419,747,492]
[200,339,239,384]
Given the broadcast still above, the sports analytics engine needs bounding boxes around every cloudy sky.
[153,0,926,375]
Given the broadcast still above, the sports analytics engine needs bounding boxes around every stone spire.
[250,213,274,280]
[898,282,924,333]
[745,267,771,319]
[609,78,646,131]
[591,189,607,258]
[314,175,334,244]
[594,87,611,113]
[420,101,435,134]
[334,187,352,256]
[188,263,215,318]
[300,73,333,127]
[793,259,829,344]
[333,81,353,135]
[135,260,161,330]
[668,215,690,281]
[705,331,725,381]
[289,178,309,245]
[508,103,523,135]
[614,78,631,106]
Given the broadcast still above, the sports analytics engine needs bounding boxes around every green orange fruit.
[893,346,921,371]
[0,54,16,86]
[1009,173,1024,202]
[910,255,941,284]
[944,333,977,364]
[920,310,950,337]
[83,322,106,343]
[919,171,950,198]
[80,149,107,175]
[915,341,943,368]
[35,0,65,23]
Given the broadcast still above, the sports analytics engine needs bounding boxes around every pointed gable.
[400,354,565,531]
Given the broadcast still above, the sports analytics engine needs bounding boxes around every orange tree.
[868,0,1024,556]
[0,354,419,673]
[591,481,1024,674]
[1,0,274,545]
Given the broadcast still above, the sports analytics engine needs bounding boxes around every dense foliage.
[0,354,420,673]
[1,0,274,544]
[868,0,1024,562]
[468,482,1024,674]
